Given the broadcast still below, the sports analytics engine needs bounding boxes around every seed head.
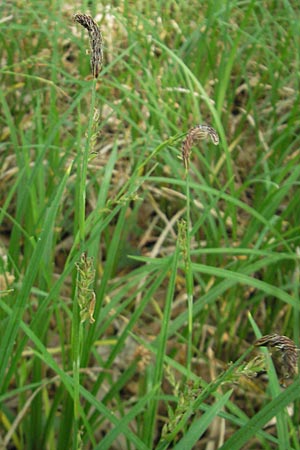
[181,124,219,170]
[254,334,298,382]
[74,13,103,78]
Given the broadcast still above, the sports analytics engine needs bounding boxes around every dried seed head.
[254,334,298,381]
[133,345,152,372]
[181,124,219,170]
[74,13,103,78]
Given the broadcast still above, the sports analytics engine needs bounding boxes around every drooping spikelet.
[255,333,298,381]
[181,124,219,169]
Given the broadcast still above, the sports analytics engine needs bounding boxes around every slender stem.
[72,278,80,449]
[185,169,194,375]
[72,79,97,448]
[78,81,97,244]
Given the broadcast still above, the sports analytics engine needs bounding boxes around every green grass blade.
[220,381,300,450]
[95,386,158,450]
[0,161,73,391]
[143,244,180,447]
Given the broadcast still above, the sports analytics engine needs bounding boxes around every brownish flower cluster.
[74,13,103,78]
[254,334,298,382]
[181,124,219,169]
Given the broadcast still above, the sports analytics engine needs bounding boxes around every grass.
[1,0,300,449]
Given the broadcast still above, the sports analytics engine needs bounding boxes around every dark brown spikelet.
[74,13,103,78]
[255,334,298,381]
[181,124,219,170]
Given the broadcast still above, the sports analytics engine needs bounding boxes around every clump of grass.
[1,1,300,449]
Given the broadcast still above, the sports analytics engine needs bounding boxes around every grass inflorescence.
[74,12,103,79]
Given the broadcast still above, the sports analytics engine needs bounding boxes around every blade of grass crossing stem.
[158,348,254,445]
[198,402,279,446]
[143,244,180,447]
[192,263,299,310]
[169,265,299,342]
[6,89,89,266]
[82,203,131,368]
[248,313,290,449]
[3,201,123,397]
[95,386,159,450]
[100,135,181,212]
[173,389,233,450]
[220,381,300,450]
[0,299,150,450]
[147,177,293,253]
[87,260,174,428]
[0,162,73,392]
